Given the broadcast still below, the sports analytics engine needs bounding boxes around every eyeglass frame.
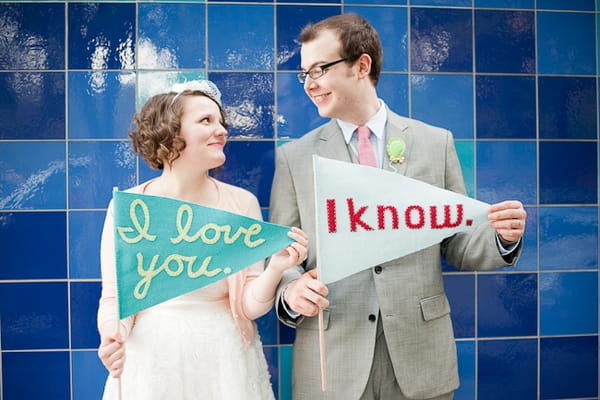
[296,58,348,84]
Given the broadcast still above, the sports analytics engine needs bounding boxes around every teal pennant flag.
[113,190,294,319]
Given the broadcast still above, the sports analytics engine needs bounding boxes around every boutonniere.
[386,138,406,165]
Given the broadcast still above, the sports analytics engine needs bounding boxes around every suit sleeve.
[440,131,522,269]
[269,145,306,326]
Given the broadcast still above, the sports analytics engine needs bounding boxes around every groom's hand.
[284,269,329,317]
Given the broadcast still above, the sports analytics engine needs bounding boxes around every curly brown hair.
[129,91,227,169]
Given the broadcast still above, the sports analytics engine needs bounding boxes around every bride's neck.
[150,169,219,206]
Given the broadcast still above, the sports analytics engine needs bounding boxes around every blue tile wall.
[478,339,538,399]
[138,3,206,69]
[537,11,596,75]
[475,10,535,74]
[476,75,536,139]
[68,71,136,140]
[411,7,472,73]
[0,2,598,399]
[0,72,66,140]
[540,336,599,399]
[411,74,474,138]
[68,3,136,70]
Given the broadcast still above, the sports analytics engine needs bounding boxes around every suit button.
[374,266,382,274]
[368,314,376,322]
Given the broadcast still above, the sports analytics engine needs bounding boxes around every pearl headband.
[170,80,222,106]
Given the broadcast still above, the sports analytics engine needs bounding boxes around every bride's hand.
[98,333,126,378]
[268,227,308,273]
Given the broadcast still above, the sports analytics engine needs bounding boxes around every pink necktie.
[357,125,377,167]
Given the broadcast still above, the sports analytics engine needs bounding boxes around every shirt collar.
[338,99,388,144]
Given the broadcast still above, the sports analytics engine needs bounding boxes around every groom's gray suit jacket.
[269,108,521,399]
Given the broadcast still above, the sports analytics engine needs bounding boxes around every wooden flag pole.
[317,266,327,392]
[113,187,124,400]
[117,316,122,400]
[312,155,327,391]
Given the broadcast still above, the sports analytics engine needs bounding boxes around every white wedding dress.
[101,280,275,400]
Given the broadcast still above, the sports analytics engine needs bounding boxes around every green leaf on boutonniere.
[386,138,406,164]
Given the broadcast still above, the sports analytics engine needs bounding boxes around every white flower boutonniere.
[386,138,406,165]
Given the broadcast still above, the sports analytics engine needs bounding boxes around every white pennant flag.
[314,156,490,284]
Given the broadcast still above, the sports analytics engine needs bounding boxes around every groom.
[269,13,526,400]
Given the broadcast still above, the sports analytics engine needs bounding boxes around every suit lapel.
[313,111,413,174]
[316,120,353,163]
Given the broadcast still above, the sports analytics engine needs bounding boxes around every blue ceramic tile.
[276,0,338,4]
[539,141,597,204]
[455,140,474,198]
[71,282,102,349]
[68,141,136,209]
[475,10,535,73]
[0,3,64,70]
[537,11,595,75]
[538,76,597,139]
[478,339,537,399]
[443,274,475,338]
[411,7,472,73]
[276,5,340,70]
[69,210,105,279]
[412,0,471,5]
[0,141,66,210]
[539,206,598,270]
[72,351,108,400]
[279,345,293,400]
[261,208,269,222]
[477,273,537,337]
[0,212,67,280]
[139,159,161,183]
[346,7,408,72]
[455,340,475,400]
[279,321,296,345]
[540,336,598,399]
[208,5,274,70]
[0,282,68,349]
[256,308,278,346]
[0,72,65,140]
[138,3,206,69]
[212,140,275,207]
[411,74,474,139]
[378,74,409,118]
[263,346,279,397]
[476,141,537,204]
[68,3,135,70]
[540,271,598,335]
[277,72,327,139]
[2,351,70,399]
[476,75,536,139]
[68,71,136,139]
[475,0,533,8]
[214,0,273,3]
[347,0,406,4]
[209,72,275,139]
[537,0,595,11]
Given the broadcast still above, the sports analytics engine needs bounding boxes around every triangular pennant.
[113,191,294,319]
[313,156,490,284]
